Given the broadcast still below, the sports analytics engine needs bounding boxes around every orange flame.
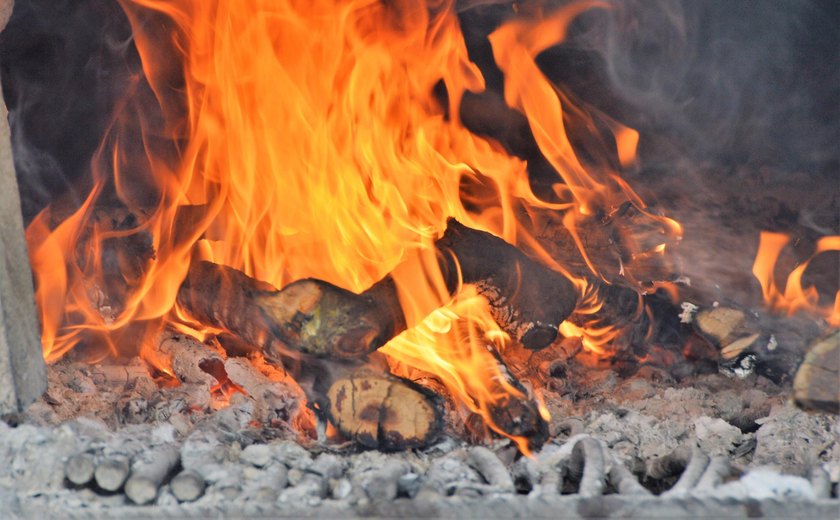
[752,231,840,326]
[25,0,680,445]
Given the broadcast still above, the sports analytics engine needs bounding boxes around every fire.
[25,0,680,446]
[752,231,840,326]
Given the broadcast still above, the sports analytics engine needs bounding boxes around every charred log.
[177,218,578,359]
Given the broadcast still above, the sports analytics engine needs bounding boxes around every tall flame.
[752,231,840,326]
[25,0,680,444]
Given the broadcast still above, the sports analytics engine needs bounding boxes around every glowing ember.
[25,0,681,447]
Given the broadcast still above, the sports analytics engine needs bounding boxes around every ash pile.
[1,332,837,518]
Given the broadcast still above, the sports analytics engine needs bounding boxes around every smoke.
[548,0,840,307]
[0,0,138,223]
[561,0,839,172]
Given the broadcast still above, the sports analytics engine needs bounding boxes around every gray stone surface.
[0,0,48,414]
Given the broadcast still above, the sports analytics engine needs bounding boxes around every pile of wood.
[175,219,576,450]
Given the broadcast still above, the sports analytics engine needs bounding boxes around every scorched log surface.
[177,218,579,359]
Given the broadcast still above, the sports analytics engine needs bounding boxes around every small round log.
[94,456,130,492]
[125,445,181,505]
[65,452,96,487]
[170,469,206,503]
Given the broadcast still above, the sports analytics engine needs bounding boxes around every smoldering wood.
[483,352,549,451]
[691,304,805,384]
[223,356,302,427]
[176,219,578,360]
[435,219,578,350]
[0,82,47,415]
[89,360,154,388]
[157,333,223,387]
[533,200,681,291]
[124,444,181,505]
[793,331,839,414]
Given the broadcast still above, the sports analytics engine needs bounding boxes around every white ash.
[0,355,837,516]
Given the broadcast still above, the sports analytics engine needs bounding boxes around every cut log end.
[794,331,840,414]
[325,368,443,451]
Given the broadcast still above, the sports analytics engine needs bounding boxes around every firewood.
[170,469,206,503]
[608,459,649,495]
[359,459,411,502]
[65,452,96,487]
[809,466,832,499]
[177,219,578,359]
[662,446,710,497]
[568,437,606,497]
[793,331,840,414]
[316,364,444,451]
[693,456,731,491]
[484,352,549,450]
[94,456,131,492]
[124,444,181,505]
[692,304,804,384]
[157,333,224,386]
[692,306,758,359]
[466,446,514,492]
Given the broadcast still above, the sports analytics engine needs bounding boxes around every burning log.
[316,364,444,451]
[177,218,578,359]
[158,333,224,387]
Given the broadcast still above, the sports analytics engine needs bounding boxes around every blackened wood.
[177,218,578,359]
[436,219,577,349]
